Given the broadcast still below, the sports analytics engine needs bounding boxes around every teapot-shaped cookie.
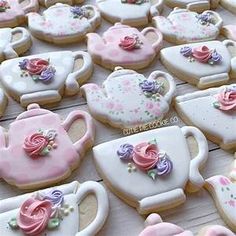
[165,0,219,12]
[0,181,109,236]
[39,0,84,8]
[153,8,222,44]
[0,0,39,28]
[0,103,95,189]
[28,3,101,44]
[0,50,93,107]
[81,68,176,129]
[0,27,32,62]
[93,125,208,214]
[220,0,236,14]
[161,40,236,89]
[87,23,163,70]
[96,0,163,26]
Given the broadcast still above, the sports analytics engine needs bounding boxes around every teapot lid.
[16,103,53,121]
[109,23,132,31]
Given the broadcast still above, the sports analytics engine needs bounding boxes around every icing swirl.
[192,46,212,63]
[117,143,134,160]
[209,50,222,63]
[70,6,88,18]
[43,190,64,206]
[119,34,142,50]
[26,59,49,75]
[156,153,173,176]
[180,46,192,57]
[40,66,56,82]
[133,142,159,171]
[17,198,52,236]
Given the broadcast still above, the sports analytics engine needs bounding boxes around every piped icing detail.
[180,45,222,65]
[121,0,148,4]
[0,0,10,12]
[213,86,236,111]
[139,79,164,98]
[119,34,143,50]
[8,189,73,236]
[117,139,173,180]
[18,58,56,82]
[196,12,213,25]
[23,129,57,158]
[70,6,90,19]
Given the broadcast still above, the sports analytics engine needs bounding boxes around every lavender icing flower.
[196,13,212,24]
[39,66,56,82]
[117,143,134,160]
[71,6,85,17]
[139,80,163,95]
[18,59,29,70]
[209,50,222,64]
[156,155,173,176]
[44,189,64,206]
[180,46,192,57]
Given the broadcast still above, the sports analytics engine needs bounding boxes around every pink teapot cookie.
[0,181,109,236]
[0,0,39,28]
[160,40,236,89]
[165,0,219,12]
[93,125,208,214]
[87,23,163,70]
[153,8,222,44]
[0,50,93,107]
[39,0,84,8]
[0,103,95,189]
[175,84,236,150]
[27,3,101,44]
[96,0,164,26]
[81,68,176,129]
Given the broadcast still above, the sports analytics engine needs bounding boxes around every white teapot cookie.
[160,40,236,89]
[175,84,236,150]
[165,0,219,12]
[153,8,222,44]
[39,0,84,8]
[93,126,208,214]
[0,27,32,63]
[0,181,109,236]
[96,0,164,26]
[28,3,101,44]
[0,50,93,107]
[81,68,176,129]
[220,0,236,14]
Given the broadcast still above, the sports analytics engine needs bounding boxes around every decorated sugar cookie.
[153,9,222,44]
[230,159,236,181]
[198,225,236,236]
[205,175,236,232]
[222,25,236,41]
[0,181,109,236]
[96,0,163,27]
[220,0,236,14]
[0,0,39,28]
[175,84,236,150]
[165,0,219,12]
[160,40,236,89]
[39,0,84,8]
[0,103,95,189]
[87,23,163,70]
[0,50,93,107]
[27,3,101,44]
[81,68,176,129]
[0,27,32,63]
[93,126,208,214]
[0,88,7,117]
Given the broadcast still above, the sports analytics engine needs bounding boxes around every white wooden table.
[0,1,236,235]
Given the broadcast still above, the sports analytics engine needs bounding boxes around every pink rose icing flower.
[119,34,143,50]
[17,198,53,236]
[192,46,212,63]
[0,0,10,11]
[214,87,236,111]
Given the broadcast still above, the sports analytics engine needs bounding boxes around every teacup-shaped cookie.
[28,3,101,44]
[39,0,84,8]
[87,23,163,70]
[96,0,163,26]
[0,0,39,28]
[153,8,222,44]
[175,84,236,150]
[0,50,93,107]
[93,126,208,214]
[220,0,236,14]
[81,68,176,129]
[160,40,236,89]
[0,103,95,189]
[0,181,109,236]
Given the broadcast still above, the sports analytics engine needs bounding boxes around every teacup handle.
[141,27,163,53]
[65,51,93,96]
[82,5,101,26]
[150,0,163,17]
[203,10,223,28]
[181,126,208,192]
[20,0,39,13]
[148,71,176,104]
[62,110,95,155]
[75,181,109,236]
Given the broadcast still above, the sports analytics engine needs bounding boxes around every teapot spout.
[153,16,174,36]
[27,13,45,32]
[87,33,106,57]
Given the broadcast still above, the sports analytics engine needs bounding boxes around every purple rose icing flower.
[43,189,64,206]
[139,80,164,95]
[39,66,56,82]
[71,6,85,17]
[19,59,29,70]
[180,46,192,57]
[156,155,173,176]
[117,143,134,160]
[209,51,222,64]
[196,13,212,25]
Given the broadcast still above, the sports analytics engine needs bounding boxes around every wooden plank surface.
[0,1,236,235]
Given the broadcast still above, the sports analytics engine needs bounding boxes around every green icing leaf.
[41,147,50,156]
[47,218,60,230]
[148,139,157,145]
[8,218,19,229]
[213,101,220,109]
[147,169,156,180]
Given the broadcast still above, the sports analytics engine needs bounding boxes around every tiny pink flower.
[219,177,231,186]
[228,200,235,207]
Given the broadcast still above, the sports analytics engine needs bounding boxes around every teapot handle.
[82,5,101,26]
[62,110,95,155]
[141,27,163,53]
[21,0,39,13]
[65,51,93,96]
[75,181,109,236]
[181,126,208,192]
[203,10,223,28]
[150,0,163,17]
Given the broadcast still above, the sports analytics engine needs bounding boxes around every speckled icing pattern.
[153,9,221,44]
[175,84,236,147]
[81,69,175,128]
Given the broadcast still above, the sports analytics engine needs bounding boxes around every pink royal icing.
[192,46,212,63]
[119,34,143,51]
[25,59,49,75]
